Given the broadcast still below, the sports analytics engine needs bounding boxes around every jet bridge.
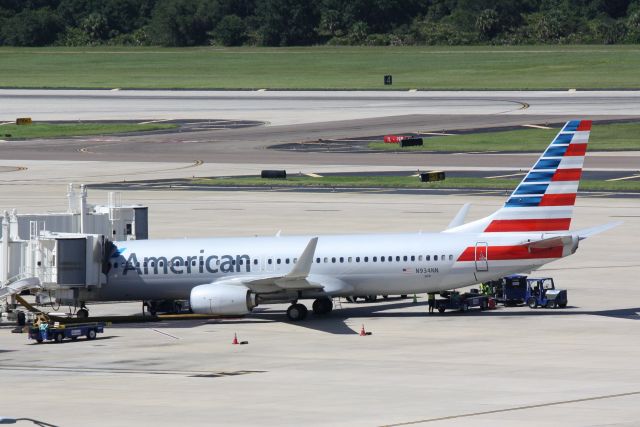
[0,184,148,322]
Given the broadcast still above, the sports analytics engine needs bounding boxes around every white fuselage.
[84,231,567,302]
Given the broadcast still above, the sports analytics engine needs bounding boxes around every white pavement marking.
[486,172,527,179]
[305,173,323,178]
[606,175,640,182]
[0,121,13,126]
[417,131,456,136]
[138,119,173,125]
[522,124,553,129]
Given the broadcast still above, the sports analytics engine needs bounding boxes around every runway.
[1,90,639,170]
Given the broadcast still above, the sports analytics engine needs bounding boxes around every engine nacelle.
[189,283,257,315]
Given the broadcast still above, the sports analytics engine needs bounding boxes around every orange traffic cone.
[360,324,366,336]
[232,333,239,345]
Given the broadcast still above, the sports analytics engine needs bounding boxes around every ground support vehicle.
[525,277,567,309]
[436,291,491,313]
[482,275,529,306]
[29,322,106,343]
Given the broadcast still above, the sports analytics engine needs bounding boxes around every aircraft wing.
[242,237,323,293]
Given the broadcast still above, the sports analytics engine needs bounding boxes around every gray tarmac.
[1,188,640,427]
[1,90,640,426]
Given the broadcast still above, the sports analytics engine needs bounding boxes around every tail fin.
[447,120,591,234]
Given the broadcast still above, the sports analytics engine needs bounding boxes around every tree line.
[1,0,639,47]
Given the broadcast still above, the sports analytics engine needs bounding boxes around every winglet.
[287,237,318,279]
[446,203,471,230]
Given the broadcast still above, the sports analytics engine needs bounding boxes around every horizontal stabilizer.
[575,221,623,240]
[446,203,471,230]
[524,235,573,249]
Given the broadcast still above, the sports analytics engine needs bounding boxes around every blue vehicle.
[483,275,528,306]
[525,277,568,309]
[29,321,106,343]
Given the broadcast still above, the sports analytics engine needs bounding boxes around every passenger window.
[434,255,438,261]
[364,256,368,262]
[403,256,408,261]
[441,254,445,260]
[253,259,258,265]
[373,256,377,262]
[277,259,281,264]
[396,256,400,261]
[332,257,336,263]
[340,257,344,263]
[381,256,385,262]
[285,259,290,264]
[356,257,360,262]
[268,259,272,265]
[449,255,453,261]
[418,255,422,261]
[324,257,328,263]
[151,262,155,267]
[411,256,415,261]
[348,257,352,263]
[294,258,298,263]
[316,257,320,263]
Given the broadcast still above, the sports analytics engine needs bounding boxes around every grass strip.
[192,176,640,193]
[368,122,640,152]
[0,122,178,139]
[1,45,640,90]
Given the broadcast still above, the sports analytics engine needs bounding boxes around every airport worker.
[428,292,436,313]
[39,318,49,341]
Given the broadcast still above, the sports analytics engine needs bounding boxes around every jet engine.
[189,283,257,315]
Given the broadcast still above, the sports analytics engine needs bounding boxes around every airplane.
[84,119,618,321]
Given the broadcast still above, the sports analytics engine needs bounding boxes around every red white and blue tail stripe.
[485,119,591,232]
[447,120,591,234]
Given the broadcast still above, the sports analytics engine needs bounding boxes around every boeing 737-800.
[89,119,616,321]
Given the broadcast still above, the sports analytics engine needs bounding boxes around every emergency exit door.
[474,242,488,272]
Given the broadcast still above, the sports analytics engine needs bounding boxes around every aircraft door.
[474,242,489,272]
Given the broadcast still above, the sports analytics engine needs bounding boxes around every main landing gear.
[287,297,334,321]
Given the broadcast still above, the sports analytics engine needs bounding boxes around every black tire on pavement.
[87,329,97,340]
[527,297,537,309]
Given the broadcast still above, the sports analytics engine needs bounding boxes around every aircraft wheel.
[287,303,308,321]
[312,297,333,315]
